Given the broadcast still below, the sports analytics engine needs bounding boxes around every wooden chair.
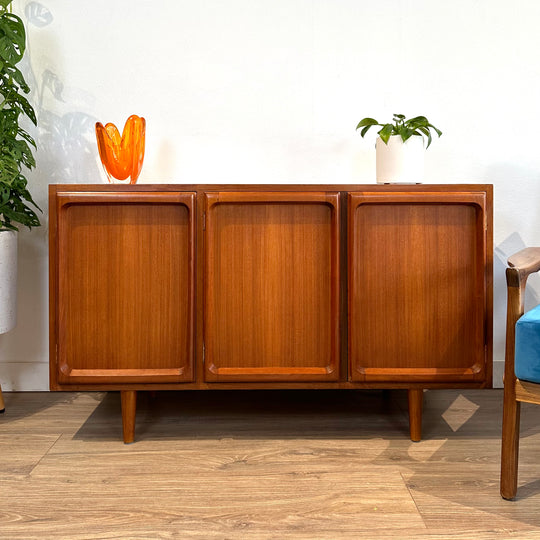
[501,247,540,499]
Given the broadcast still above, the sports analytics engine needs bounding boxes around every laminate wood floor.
[1,389,540,539]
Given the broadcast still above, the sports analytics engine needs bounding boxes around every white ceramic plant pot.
[0,230,17,334]
[376,134,425,184]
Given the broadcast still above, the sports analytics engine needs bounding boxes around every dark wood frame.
[501,247,540,499]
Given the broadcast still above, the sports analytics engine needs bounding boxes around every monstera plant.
[0,0,39,231]
[0,1,38,342]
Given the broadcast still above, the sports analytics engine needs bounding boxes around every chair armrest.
[508,247,540,285]
[505,248,540,383]
[506,247,540,316]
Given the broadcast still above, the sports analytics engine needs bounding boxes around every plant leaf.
[417,126,432,148]
[360,124,374,137]
[0,12,25,64]
[427,123,442,137]
[400,127,417,142]
[356,117,379,129]
[378,123,394,144]
[407,116,428,126]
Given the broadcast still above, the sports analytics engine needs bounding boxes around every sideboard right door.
[348,190,492,385]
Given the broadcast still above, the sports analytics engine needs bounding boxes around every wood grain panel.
[348,192,488,383]
[204,192,340,381]
[56,192,195,384]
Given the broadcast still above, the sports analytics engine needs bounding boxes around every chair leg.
[501,391,521,500]
[0,383,5,413]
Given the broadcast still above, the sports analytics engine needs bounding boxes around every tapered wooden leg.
[0,384,5,413]
[121,390,137,444]
[408,389,423,442]
[501,390,521,500]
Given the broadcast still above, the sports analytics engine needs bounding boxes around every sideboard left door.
[52,191,196,386]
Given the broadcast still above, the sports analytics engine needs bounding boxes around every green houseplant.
[0,0,39,231]
[356,113,442,184]
[0,1,38,342]
[356,113,442,149]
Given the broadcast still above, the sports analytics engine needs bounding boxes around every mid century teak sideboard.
[48,183,493,443]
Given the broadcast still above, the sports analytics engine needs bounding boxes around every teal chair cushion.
[515,303,540,384]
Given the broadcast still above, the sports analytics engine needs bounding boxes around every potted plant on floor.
[356,113,442,184]
[0,1,39,337]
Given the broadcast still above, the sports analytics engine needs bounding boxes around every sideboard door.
[348,190,491,384]
[204,191,341,382]
[52,191,196,385]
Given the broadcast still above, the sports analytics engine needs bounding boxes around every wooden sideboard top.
[49,183,493,194]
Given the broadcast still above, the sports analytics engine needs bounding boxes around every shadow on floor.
[74,388,413,441]
[0,391,97,422]
[75,388,540,442]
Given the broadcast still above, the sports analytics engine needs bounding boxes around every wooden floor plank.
[0,433,60,476]
[1,389,540,538]
[1,470,424,535]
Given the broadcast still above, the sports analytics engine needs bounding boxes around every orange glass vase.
[95,115,146,184]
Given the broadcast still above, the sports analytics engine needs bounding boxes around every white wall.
[1,0,539,390]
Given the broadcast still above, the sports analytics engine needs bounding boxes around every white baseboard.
[493,359,504,388]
